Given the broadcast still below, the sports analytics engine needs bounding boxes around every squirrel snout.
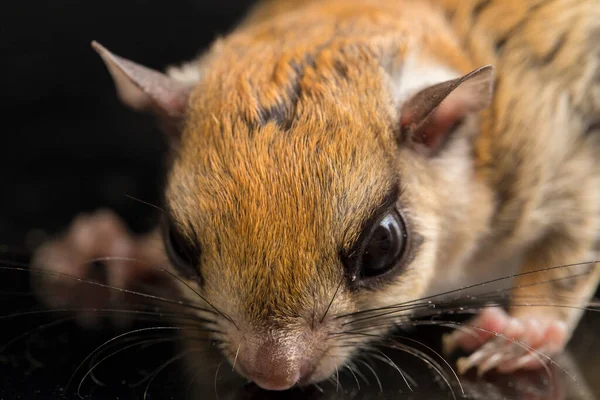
[236,337,316,391]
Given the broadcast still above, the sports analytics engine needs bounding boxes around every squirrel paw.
[31,209,156,328]
[442,307,568,376]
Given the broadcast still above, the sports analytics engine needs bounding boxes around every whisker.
[321,347,343,392]
[24,343,45,369]
[88,333,175,369]
[357,359,383,392]
[82,337,178,390]
[125,194,166,213]
[348,360,370,386]
[231,344,241,372]
[388,333,462,396]
[339,331,460,399]
[0,262,213,314]
[340,301,430,327]
[502,302,599,312]
[371,350,415,391]
[384,341,457,400]
[341,294,599,333]
[141,349,208,400]
[336,260,599,320]
[86,256,238,328]
[320,275,345,323]
[326,375,338,391]
[66,326,185,393]
[416,259,598,301]
[312,382,324,393]
[341,300,600,336]
[334,363,340,392]
[472,271,596,303]
[0,308,212,326]
[344,363,361,390]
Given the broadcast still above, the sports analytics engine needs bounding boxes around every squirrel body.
[33,0,600,390]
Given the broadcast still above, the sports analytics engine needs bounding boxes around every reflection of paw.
[442,307,568,376]
[31,209,144,328]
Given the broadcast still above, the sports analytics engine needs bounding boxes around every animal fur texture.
[32,0,600,391]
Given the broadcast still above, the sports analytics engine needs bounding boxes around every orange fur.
[168,0,473,323]
[162,0,600,382]
[34,0,600,388]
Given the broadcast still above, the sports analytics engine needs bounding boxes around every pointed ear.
[400,65,494,154]
[91,41,192,138]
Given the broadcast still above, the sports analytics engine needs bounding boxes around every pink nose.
[239,340,307,391]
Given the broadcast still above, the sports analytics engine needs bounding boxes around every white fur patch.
[391,54,459,106]
[166,61,203,85]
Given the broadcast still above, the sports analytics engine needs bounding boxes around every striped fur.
[157,0,600,384]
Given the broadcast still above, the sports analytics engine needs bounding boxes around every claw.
[448,307,571,376]
[443,307,511,355]
[456,343,491,375]
[457,338,509,375]
[497,345,549,373]
[442,327,482,356]
[476,352,506,377]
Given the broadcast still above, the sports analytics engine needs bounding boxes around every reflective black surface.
[2,0,599,399]
[0,294,598,400]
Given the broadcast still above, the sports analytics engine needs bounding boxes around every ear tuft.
[400,65,494,153]
[91,41,193,136]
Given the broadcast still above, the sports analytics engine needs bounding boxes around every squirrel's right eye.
[162,219,200,277]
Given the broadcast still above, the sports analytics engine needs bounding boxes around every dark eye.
[358,209,407,279]
[162,219,200,277]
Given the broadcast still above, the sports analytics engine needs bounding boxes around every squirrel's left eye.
[354,209,408,281]
[360,211,406,277]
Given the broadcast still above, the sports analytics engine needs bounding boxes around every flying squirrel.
[32,0,600,391]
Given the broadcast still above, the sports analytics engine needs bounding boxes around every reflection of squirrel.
[32,0,600,391]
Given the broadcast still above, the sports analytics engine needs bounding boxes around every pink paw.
[442,307,569,376]
[31,209,154,328]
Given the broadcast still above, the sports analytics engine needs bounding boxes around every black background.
[2,0,255,246]
[1,1,253,398]
[1,1,599,399]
